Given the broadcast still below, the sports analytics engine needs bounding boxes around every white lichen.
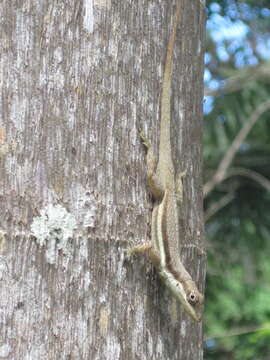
[31,204,77,264]
[0,343,12,357]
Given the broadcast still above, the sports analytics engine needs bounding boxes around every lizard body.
[130,2,203,322]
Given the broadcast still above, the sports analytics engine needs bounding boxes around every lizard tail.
[159,2,181,165]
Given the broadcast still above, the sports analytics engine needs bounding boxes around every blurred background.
[204,1,270,359]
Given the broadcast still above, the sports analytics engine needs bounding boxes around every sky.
[204,2,270,113]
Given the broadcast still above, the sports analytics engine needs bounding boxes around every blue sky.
[204,2,270,113]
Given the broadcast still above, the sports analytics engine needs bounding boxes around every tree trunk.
[0,0,205,359]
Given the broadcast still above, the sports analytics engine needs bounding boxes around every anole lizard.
[130,2,204,322]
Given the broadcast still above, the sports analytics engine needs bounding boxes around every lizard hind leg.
[175,169,187,203]
[139,130,163,199]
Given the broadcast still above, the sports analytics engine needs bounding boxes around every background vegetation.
[204,1,270,359]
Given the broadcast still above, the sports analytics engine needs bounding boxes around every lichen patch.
[31,204,77,264]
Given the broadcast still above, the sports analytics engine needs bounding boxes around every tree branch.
[204,98,270,197]
[205,63,270,97]
[204,192,235,222]
[205,168,270,220]
[205,324,270,341]
[226,167,270,192]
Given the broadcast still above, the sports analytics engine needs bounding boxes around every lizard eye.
[188,292,197,304]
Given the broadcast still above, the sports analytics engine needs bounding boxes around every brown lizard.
[130,1,204,322]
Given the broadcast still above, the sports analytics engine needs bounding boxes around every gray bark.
[0,0,206,359]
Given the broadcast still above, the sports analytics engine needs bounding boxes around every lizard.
[129,1,204,322]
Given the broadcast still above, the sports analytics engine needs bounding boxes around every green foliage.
[204,1,270,359]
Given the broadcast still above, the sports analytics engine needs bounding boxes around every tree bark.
[0,0,205,359]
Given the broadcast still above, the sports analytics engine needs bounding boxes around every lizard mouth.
[159,269,202,322]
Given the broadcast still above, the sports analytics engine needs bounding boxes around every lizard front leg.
[127,241,161,268]
[128,203,162,268]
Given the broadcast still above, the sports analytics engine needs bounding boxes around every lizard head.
[160,270,203,322]
[182,281,204,321]
[186,287,204,306]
